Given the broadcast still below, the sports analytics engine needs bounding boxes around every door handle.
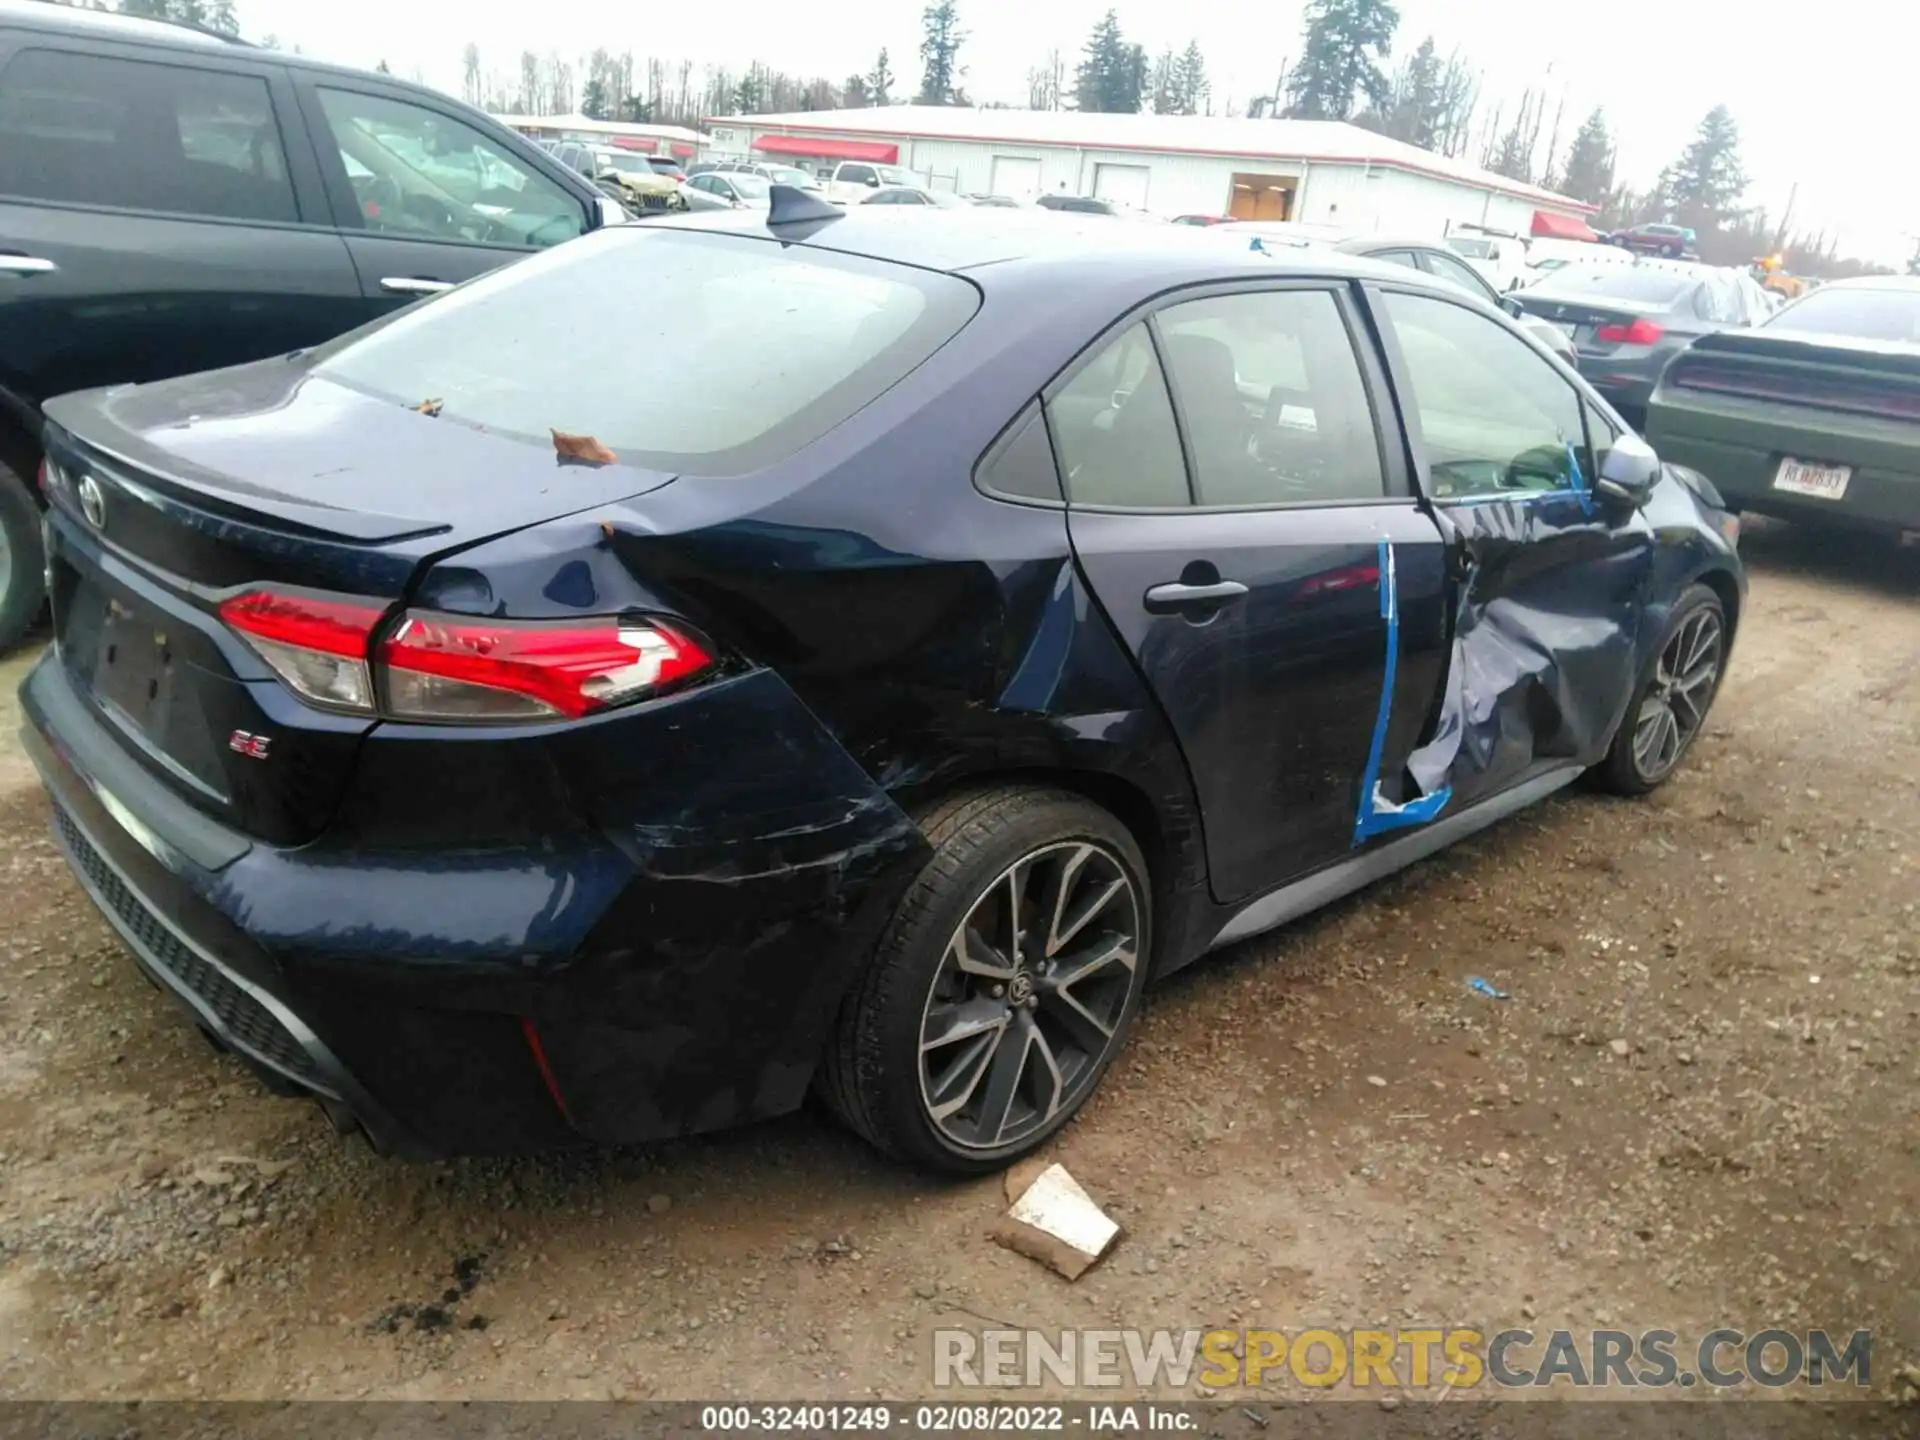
[0,254,57,276]
[380,276,455,295]
[1143,579,1249,613]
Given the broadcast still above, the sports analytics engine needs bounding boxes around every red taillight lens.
[217,586,713,723]
[35,458,48,493]
[1595,317,1663,345]
[380,613,711,722]
[218,589,385,713]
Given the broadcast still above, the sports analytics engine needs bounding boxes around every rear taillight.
[380,612,709,721]
[219,589,385,712]
[1596,317,1663,345]
[218,587,712,723]
[35,458,48,493]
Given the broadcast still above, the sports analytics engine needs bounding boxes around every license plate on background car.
[1772,457,1852,500]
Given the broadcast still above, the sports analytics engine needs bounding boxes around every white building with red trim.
[704,106,1595,238]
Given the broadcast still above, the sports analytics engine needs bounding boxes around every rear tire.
[1593,584,1727,795]
[0,458,46,655]
[819,786,1151,1175]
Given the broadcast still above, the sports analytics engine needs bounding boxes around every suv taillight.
[218,587,713,723]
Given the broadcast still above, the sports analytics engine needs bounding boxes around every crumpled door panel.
[1357,490,1654,842]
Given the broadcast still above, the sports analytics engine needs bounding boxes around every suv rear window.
[0,48,296,223]
[311,228,980,474]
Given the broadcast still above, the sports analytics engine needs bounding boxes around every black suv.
[0,0,621,650]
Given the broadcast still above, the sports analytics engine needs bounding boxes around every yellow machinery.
[1751,254,1809,301]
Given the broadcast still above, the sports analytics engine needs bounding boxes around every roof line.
[703,117,1594,214]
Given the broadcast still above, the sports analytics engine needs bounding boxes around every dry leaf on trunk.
[411,398,444,417]
[552,429,617,466]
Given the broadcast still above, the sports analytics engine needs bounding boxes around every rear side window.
[1157,290,1385,506]
[0,49,296,223]
[310,228,979,475]
[1045,323,1189,508]
[838,164,876,186]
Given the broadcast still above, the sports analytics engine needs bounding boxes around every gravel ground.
[0,519,1913,1405]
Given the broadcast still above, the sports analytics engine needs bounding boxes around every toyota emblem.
[77,473,107,531]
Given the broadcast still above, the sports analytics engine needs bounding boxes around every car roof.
[641,205,1438,291]
[1813,274,1920,294]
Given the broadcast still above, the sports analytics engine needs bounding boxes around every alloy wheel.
[1632,606,1723,782]
[916,840,1141,1152]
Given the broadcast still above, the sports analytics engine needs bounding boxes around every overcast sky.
[242,0,1913,265]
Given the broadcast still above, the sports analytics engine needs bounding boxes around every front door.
[1367,284,1657,808]
[1051,281,1450,905]
[293,81,594,319]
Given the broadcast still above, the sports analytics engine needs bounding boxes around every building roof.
[706,106,1592,213]
[492,114,707,146]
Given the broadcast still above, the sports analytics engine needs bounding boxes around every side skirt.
[1208,764,1583,952]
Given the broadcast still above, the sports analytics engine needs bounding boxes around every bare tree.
[462,44,483,106]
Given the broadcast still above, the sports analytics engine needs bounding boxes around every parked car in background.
[696,157,828,196]
[1212,222,1579,365]
[587,148,690,215]
[1443,231,1528,292]
[1035,193,1163,220]
[962,193,1027,208]
[1511,260,1769,427]
[20,203,1741,1172]
[1609,223,1696,259]
[1646,275,1920,538]
[684,170,772,209]
[0,0,620,652]
[1172,214,1231,226]
[1517,238,1635,288]
[863,185,969,208]
[823,161,929,204]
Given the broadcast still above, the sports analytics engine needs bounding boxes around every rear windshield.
[1446,238,1494,259]
[1764,288,1920,344]
[310,227,979,474]
[1528,269,1696,304]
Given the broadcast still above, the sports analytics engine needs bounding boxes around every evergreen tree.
[1283,0,1399,122]
[1175,40,1208,115]
[1662,105,1747,231]
[868,49,895,106]
[1383,36,1442,148]
[1557,108,1615,206]
[580,78,609,120]
[1076,10,1145,114]
[917,2,964,106]
[117,0,239,34]
[374,59,391,74]
[843,74,872,108]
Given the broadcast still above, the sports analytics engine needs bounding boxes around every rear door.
[0,34,361,410]
[291,78,596,316]
[1368,284,1656,806]
[1053,281,1450,904]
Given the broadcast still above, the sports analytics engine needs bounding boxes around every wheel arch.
[1693,563,1742,640]
[893,760,1210,978]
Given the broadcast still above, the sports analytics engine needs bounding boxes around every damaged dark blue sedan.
[20,193,1745,1173]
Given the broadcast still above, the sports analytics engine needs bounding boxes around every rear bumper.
[20,654,929,1157]
[1647,411,1920,534]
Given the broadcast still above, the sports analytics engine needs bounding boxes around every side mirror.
[865,175,881,187]
[593,195,630,229]
[1596,431,1660,505]
[1502,296,1524,318]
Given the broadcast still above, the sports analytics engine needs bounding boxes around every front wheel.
[819,787,1151,1174]
[1593,584,1727,795]
[0,459,47,655]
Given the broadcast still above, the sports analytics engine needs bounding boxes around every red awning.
[1533,210,1599,242]
[753,134,899,164]
[671,142,695,159]
[608,137,659,153]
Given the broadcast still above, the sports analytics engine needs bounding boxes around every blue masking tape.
[1352,539,1452,846]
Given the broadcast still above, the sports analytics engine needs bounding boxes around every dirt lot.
[0,520,1913,1405]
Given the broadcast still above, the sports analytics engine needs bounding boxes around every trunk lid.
[40,357,677,847]
[1513,293,1671,353]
